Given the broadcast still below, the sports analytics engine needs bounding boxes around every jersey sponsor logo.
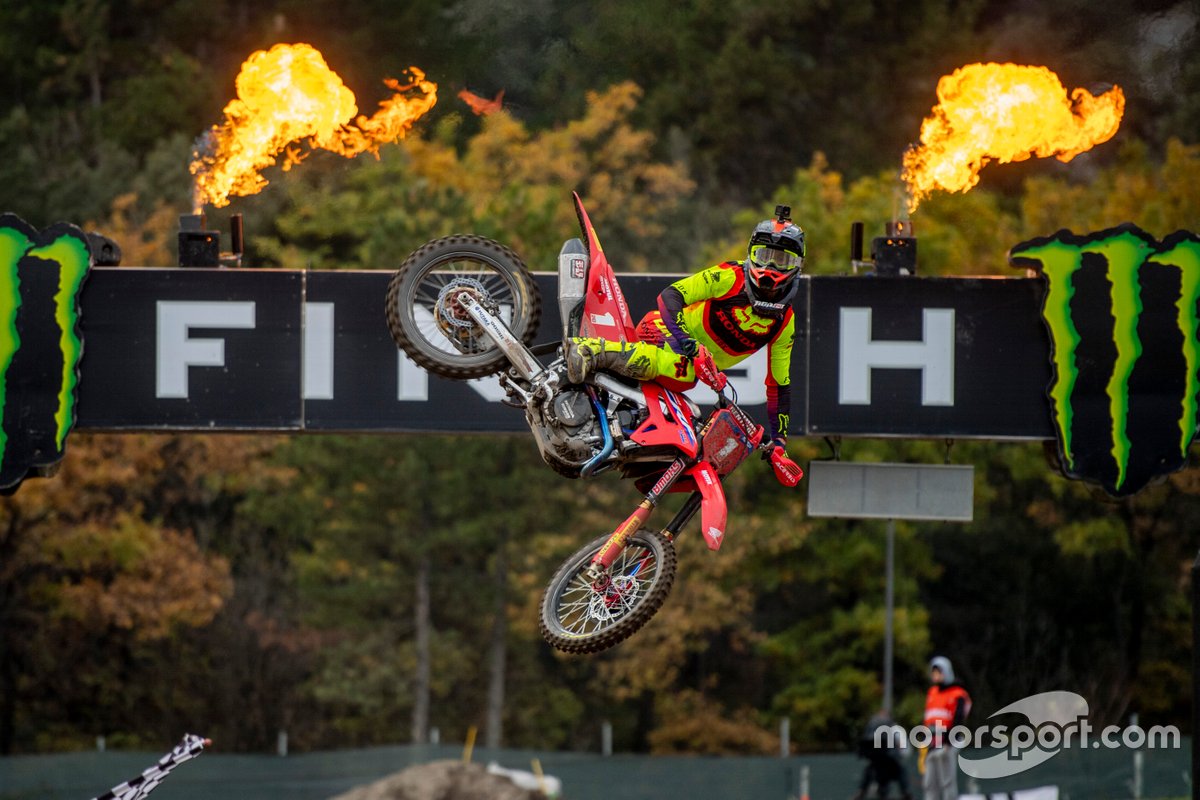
[707,295,779,356]
[732,305,774,335]
[1010,223,1200,496]
[714,308,759,351]
[0,215,91,491]
[751,299,789,316]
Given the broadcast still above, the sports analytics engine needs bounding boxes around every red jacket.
[924,683,971,745]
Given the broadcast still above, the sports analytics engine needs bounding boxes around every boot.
[565,338,656,383]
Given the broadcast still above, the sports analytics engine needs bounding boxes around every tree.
[243,82,695,273]
[1020,138,1200,239]
[0,433,287,752]
[248,432,581,750]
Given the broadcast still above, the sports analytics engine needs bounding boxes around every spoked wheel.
[540,528,676,654]
[385,235,540,380]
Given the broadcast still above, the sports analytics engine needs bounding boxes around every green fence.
[0,741,1189,800]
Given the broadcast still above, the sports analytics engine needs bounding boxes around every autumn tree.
[241,82,695,273]
[0,433,288,752]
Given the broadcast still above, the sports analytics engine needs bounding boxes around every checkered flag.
[91,733,210,800]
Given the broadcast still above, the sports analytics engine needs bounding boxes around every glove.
[764,440,803,487]
[693,345,728,392]
[672,335,699,359]
[761,437,785,460]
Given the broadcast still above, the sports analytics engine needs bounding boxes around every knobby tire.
[539,528,676,654]
[385,235,540,380]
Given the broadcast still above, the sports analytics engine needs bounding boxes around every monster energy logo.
[0,214,91,492]
[1010,223,1200,497]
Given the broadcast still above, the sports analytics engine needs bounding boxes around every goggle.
[750,244,803,271]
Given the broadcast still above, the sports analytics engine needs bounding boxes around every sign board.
[807,277,1053,439]
[79,269,303,429]
[73,268,1054,440]
[6,212,1188,497]
[805,461,975,521]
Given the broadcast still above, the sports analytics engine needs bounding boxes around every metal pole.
[1192,551,1199,800]
[780,717,790,757]
[601,720,612,757]
[884,518,895,713]
[1131,712,1142,800]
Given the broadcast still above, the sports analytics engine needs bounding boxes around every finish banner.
[74,268,1055,441]
[0,220,1165,500]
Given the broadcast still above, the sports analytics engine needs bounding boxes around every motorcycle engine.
[528,388,605,476]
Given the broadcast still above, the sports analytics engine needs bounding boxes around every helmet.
[745,207,805,312]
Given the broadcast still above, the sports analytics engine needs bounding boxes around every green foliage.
[0,433,292,751]
[755,518,935,747]
[247,83,695,272]
[234,433,601,750]
[1021,138,1200,238]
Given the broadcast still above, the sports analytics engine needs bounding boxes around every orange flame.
[190,43,437,210]
[458,88,505,116]
[902,63,1124,211]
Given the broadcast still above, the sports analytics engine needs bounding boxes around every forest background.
[0,0,1199,757]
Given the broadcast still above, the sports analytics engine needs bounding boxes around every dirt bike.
[385,193,802,654]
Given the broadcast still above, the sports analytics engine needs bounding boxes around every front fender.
[686,461,727,551]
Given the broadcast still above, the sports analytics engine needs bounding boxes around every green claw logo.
[1010,223,1200,497]
[0,214,91,492]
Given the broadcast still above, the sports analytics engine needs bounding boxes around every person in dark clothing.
[852,710,913,800]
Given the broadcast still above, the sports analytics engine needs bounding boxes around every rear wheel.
[539,528,676,654]
[385,235,540,380]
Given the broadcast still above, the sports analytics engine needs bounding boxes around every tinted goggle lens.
[750,245,803,270]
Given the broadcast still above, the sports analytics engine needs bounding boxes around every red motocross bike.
[385,193,802,654]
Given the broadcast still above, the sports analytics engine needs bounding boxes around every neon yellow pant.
[571,337,696,385]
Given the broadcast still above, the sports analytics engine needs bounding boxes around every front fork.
[584,458,704,581]
[456,291,544,381]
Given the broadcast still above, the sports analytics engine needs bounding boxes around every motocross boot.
[565,337,658,383]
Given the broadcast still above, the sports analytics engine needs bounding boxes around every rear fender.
[686,461,727,551]
[574,192,637,341]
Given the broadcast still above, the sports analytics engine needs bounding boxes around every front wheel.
[539,528,676,654]
[385,235,540,380]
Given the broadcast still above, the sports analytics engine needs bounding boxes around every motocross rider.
[566,207,803,479]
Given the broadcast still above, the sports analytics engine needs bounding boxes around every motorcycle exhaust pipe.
[558,238,588,341]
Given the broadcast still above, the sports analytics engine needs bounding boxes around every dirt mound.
[329,759,548,800]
